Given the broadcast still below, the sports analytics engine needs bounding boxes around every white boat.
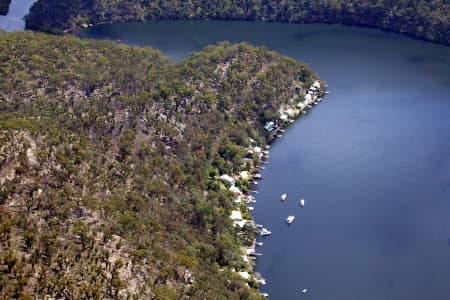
[302,111,307,114]
[258,278,266,285]
[260,228,272,236]
[248,206,254,211]
[260,293,269,297]
[286,216,295,224]
[300,199,305,207]
[281,194,287,201]
[256,242,264,246]
[301,288,308,294]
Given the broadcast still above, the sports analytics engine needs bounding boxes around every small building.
[297,101,306,110]
[238,271,251,280]
[239,171,250,180]
[229,186,242,195]
[234,220,247,228]
[304,94,313,103]
[231,210,242,221]
[219,174,235,186]
[264,121,275,132]
[285,108,295,116]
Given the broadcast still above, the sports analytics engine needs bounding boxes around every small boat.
[301,288,308,294]
[258,278,266,285]
[256,242,264,246]
[302,111,307,114]
[256,224,263,228]
[281,194,287,201]
[286,216,295,224]
[260,293,269,297]
[260,228,272,236]
[300,199,305,207]
[253,181,258,185]
[248,206,254,211]
[324,91,330,94]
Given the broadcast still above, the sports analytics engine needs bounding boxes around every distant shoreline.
[25,0,449,46]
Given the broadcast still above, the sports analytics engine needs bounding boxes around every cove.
[79,21,450,299]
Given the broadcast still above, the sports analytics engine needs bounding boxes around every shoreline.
[224,80,327,296]
[67,19,448,46]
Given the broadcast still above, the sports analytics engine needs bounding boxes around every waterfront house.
[264,121,275,132]
[219,174,235,186]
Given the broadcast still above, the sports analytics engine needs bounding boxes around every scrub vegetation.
[0,31,319,298]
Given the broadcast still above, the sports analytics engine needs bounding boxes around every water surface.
[81,20,450,300]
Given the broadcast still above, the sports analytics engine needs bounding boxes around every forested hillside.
[0,0,11,15]
[0,31,319,299]
[25,0,450,45]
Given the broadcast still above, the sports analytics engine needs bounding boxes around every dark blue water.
[82,21,450,299]
[0,0,35,31]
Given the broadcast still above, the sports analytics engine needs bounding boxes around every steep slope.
[24,0,450,45]
[0,32,320,299]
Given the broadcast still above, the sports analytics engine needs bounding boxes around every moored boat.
[281,193,287,201]
[286,216,295,224]
[260,228,272,236]
[300,198,305,207]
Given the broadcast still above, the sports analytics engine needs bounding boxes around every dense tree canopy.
[0,0,11,15]
[0,31,319,298]
[25,0,450,44]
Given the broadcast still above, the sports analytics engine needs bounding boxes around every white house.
[229,186,242,195]
[238,271,250,280]
[230,210,242,221]
[219,174,235,186]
